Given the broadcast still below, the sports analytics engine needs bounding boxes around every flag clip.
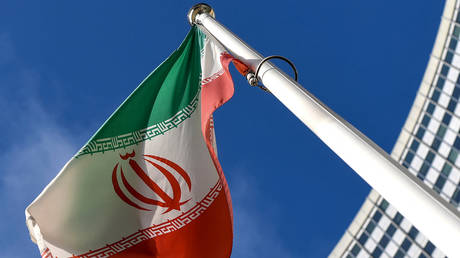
[247,55,298,93]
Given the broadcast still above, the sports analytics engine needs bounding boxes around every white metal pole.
[188,4,460,257]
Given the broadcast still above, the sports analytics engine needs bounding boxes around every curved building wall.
[330,1,460,257]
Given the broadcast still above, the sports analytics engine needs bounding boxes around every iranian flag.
[25,26,234,258]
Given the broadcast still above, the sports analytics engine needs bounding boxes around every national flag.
[25,26,234,258]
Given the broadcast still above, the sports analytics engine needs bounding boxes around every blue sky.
[0,1,444,257]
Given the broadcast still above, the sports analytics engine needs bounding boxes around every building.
[330,1,460,257]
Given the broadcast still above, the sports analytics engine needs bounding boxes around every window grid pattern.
[342,199,444,258]
[340,2,460,257]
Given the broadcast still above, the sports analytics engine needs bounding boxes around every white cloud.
[228,164,298,258]
[0,33,78,257]
[0,98,77,201]
[0,103,76,258]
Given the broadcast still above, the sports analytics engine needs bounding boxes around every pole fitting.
[247,55,298,93]
[246,72,258,87]
[188,3,215,26]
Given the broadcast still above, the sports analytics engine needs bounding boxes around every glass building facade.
[330,1,460,257]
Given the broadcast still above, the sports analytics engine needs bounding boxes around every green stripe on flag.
[77,26,204,157]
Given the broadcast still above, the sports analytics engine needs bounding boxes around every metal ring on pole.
[248,55,298,93]
[255,55,298,82]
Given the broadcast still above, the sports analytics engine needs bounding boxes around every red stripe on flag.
[200,52,235,220]
[200,52,235,249]
[73,180,229,258]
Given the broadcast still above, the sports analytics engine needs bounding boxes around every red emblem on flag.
[112,151,192,213]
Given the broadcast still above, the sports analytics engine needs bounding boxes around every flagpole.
[188,3,460,257]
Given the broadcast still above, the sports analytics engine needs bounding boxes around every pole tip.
[187,3,215,26]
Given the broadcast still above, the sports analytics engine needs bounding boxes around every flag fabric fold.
[26,26,234,258]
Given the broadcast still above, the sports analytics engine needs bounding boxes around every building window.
[442,113,452,125]
[386,224,396,236]
[371,247,383,258]
[454,137,460,150]
[448,149,458,163]
[426,151,435,164]
[416,127,426,139]
[410,140,420,152]
[372,210,382,223]
[454,25,460,37]
[408,226,419,239]
[449,38,457,50]
[403,162,409,169]
[379,199,389,211]
[427,103,436,114]
[418,163,430,180]
[436,77,445,90]
[453,87,460,100]
[394,249,405,258]
[441,65,449,77]
[421,115,430,127]
[378,235,390,249]
[441,163,453,177]
[431,138,441,151]
[365,221,376,234]
[447,99,457,112]
[451,188,460,205]
[437,125,447,139]
[358,233,368,245]
[424,241,435,255]
[393,212,403,225]
[404,151,415,164]
[401,238,412,251]
[434,176,446,193]
[350,244,361,256]
[446,51,454,63]
[431,89,441,102]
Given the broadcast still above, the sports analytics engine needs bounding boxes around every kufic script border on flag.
[41,179,223,258]
[76,91,200,158]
